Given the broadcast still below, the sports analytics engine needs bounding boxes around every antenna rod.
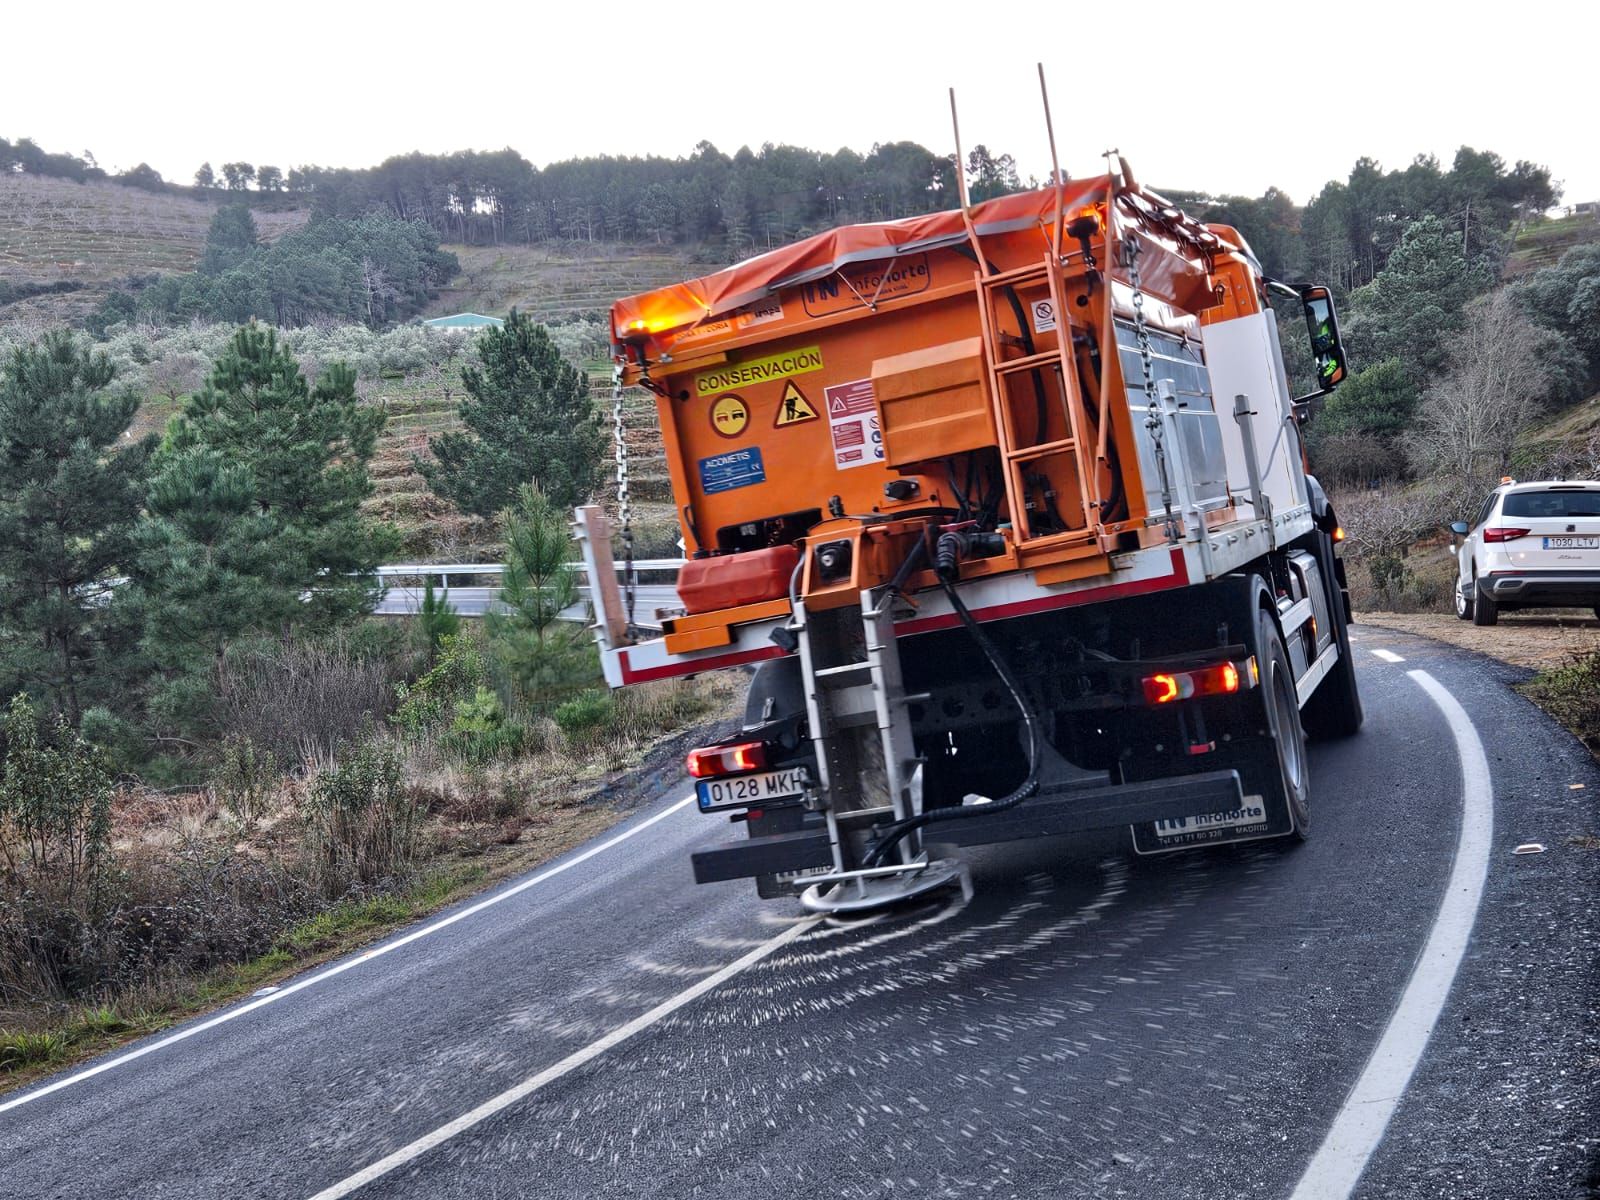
[948,86,987,274]
[1038,63,1065,257]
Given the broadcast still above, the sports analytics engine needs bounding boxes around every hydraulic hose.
[861,574,1042,868]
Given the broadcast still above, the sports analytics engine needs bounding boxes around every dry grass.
[0,670,741,1094]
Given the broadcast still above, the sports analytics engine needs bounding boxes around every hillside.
[1506,210,1600,276]
[0,174,309,327]
[425,243,702,323]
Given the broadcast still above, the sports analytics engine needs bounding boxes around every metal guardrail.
[373,561,684,628]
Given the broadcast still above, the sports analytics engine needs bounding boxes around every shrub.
[554,690,614,743]
[0,695,117,1003]
[216,632,406,765]
[439,686,525,764]
[1519,651,1600,756]
[302,734,418,895]
[392,632,486,734]
[212,736,279,829]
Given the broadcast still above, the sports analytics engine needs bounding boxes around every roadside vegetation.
[0,255,733,1083]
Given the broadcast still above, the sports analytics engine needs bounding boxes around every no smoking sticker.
[709,393,750,438]
[1031,297,1056,333]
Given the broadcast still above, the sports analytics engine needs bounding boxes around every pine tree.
[418,309,603,517]
[485,487,594,707]
[0,333,153,724]
[417,577,460,658]
[136,326,396,729]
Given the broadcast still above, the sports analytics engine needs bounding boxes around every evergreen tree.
[1313,359,1419,440]
[200,205,259,275]
[419,310,603,517]
[1342,216,1492,381]
[0,334,153,724]
[136,326,395,729]
[485,487,594,707]
[194,162,215,190]
[417,577,460,658]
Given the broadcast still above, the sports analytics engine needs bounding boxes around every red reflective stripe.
[894,548,1190,638]
[618,643,786,685]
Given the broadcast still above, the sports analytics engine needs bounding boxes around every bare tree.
[359,257,399,326]
[1408,290,1556,483]
[146,352,204,403]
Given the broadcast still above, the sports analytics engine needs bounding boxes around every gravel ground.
[1358,609,1600,671]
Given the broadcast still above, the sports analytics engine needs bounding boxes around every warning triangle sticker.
[774,380,820,427]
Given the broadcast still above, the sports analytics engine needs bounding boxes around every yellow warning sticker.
[709,393,750,439]
[696,345,823,397]
[773,381,819,427]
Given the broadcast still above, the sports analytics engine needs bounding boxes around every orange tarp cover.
[609,177,1111,345]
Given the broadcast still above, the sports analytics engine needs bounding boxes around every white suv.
[1452,480,1600,626]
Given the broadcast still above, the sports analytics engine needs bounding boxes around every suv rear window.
[1501,489,1600,518]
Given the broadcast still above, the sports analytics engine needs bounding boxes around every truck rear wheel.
[1235,603,1311,840]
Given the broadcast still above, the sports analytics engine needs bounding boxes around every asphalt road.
[3,627,1597,1199]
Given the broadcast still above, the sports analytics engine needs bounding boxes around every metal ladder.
[791,586,968,912]
[974,256,1101,549]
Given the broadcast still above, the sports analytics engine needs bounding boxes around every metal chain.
[611,361,637,635]
[1122,232,1180,541]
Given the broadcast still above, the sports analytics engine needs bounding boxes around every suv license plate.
[696,769,808,811]
[1544,536,1599,549]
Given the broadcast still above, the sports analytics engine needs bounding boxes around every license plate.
[1543,536,1599,549]
[696,769,808,811]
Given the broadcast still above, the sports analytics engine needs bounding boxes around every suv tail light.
[1141,659,1254,706]
[686,741,768,779]
[1482,527,1531,543]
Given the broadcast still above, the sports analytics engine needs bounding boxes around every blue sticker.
[698,446,766,494]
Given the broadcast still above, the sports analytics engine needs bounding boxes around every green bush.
[392,633,486,733]
[302,734,418,895]
[440,686,526,764]
[213,736,278,829]
[554,690,615,742]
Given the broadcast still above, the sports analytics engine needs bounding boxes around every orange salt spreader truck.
[579,156,1362,913]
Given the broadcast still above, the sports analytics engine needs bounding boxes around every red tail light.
[1482,527,1531,543]
[686,741,768,779]
[1142,660,1249,706]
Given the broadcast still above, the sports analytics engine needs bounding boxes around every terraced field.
[426,244,702,323]
[1506,209,1600,275]
[0,174,308,325]
[363,370,675,562]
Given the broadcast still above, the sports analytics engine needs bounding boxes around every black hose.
[861,576,1042,868]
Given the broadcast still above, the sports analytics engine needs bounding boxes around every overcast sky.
[4,0,1593,207]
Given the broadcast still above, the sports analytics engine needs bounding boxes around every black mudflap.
[1129,781,1295,854]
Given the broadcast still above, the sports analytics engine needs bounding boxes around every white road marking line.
[1370,649,1406,663]
[1289,670,1493,1200]
[0,795,697,1115]
[307,914,822,1200]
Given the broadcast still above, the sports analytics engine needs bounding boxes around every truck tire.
[1472,575,1499,626]
[1240,603,1311,840]
[1300,534,1363,740]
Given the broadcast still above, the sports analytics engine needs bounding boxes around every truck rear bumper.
[689,770,1244,885]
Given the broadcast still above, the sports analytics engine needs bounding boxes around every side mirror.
[1449,521,1469,536]
[1301,286,1348,391]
